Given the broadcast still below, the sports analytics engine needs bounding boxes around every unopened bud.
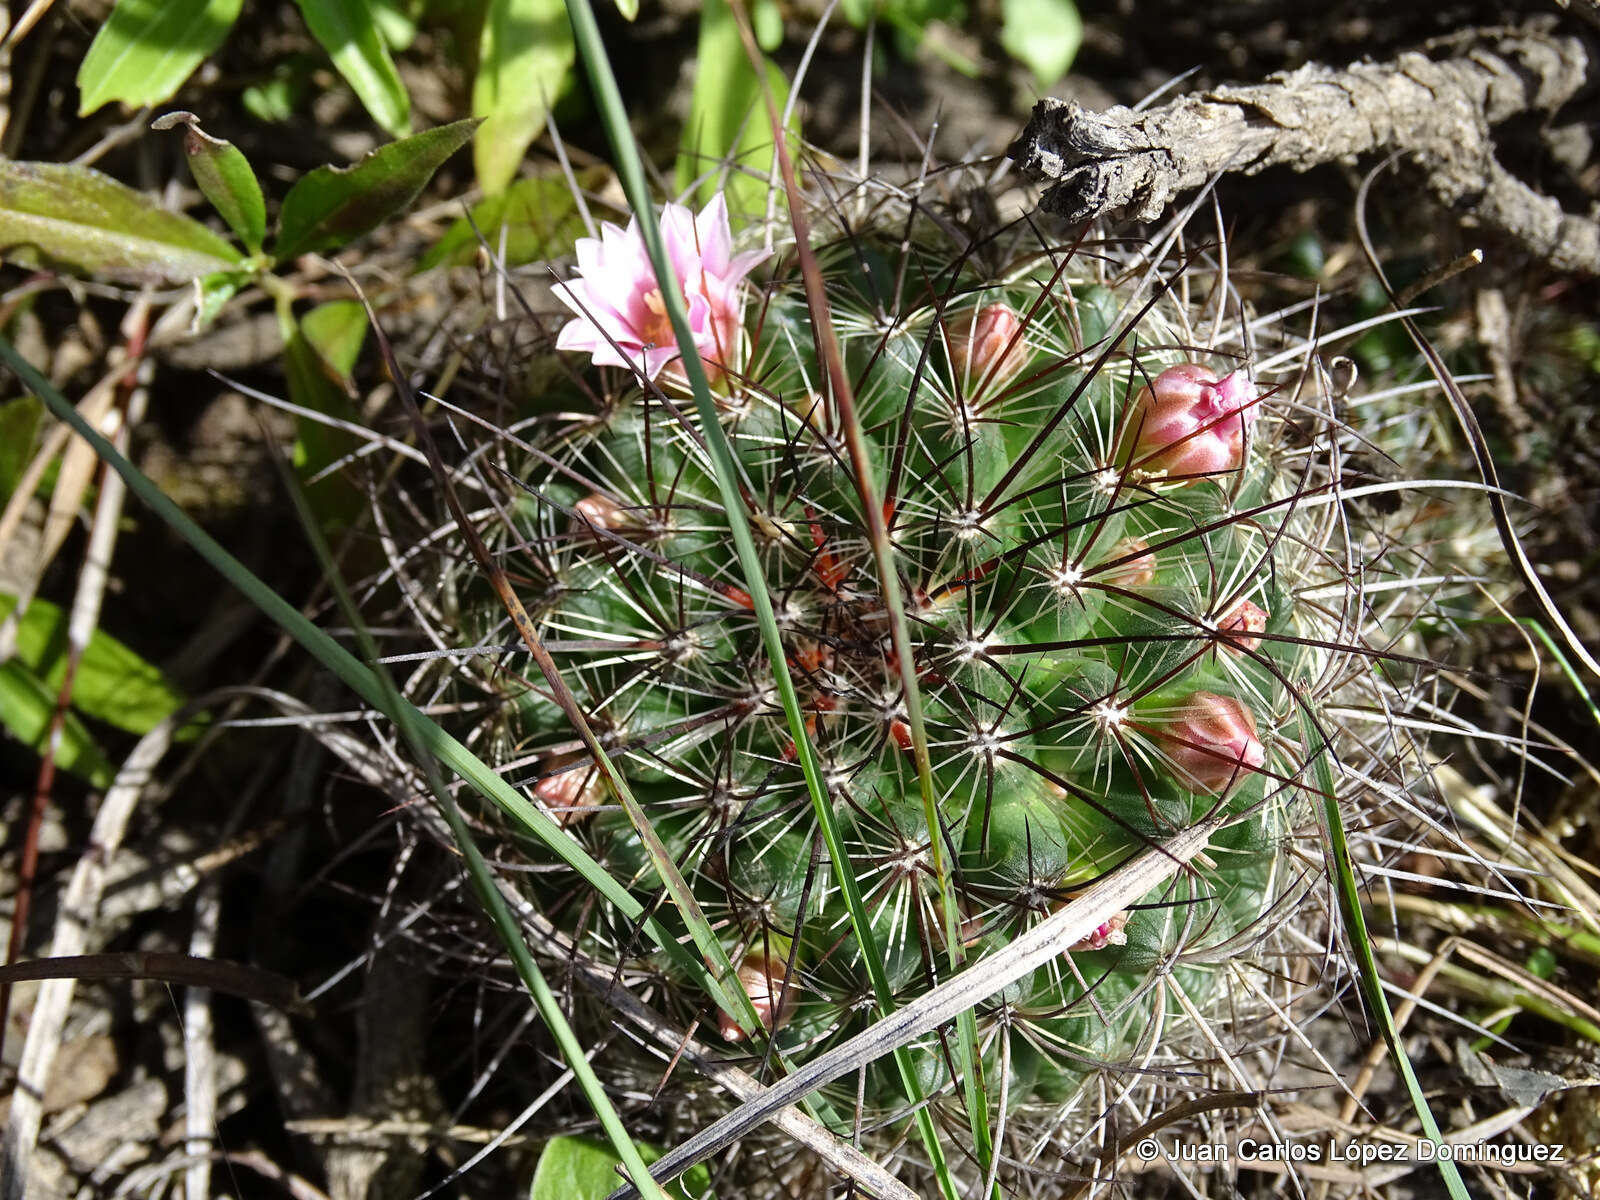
[951,303,1030,394]
[1216,599,1268,653]
[1154,692,1265,795]
[718,952,794,1042]
[1098,538,1156,588]
[532,755,602,826]
[1126,363,1260,479]
[573,492,633,535]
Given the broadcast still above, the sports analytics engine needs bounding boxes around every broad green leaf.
[0,395,43,502]
[472,0,575,196]
[272,119,479,262]
[529,1136,711,1200]
[0,161,243,284]
[1000,0,1082,86]
[416,173,591,271]
[301,300,369,377]
[292,0,412,138]
[77,0,243,115]
[676,0,794,219]
[0,593,187,737]
[0,660,116,787]
[285,304,366,524]
[153,112,266,253]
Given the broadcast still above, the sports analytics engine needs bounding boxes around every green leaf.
[301,300,369,376]
[529,1136,711,1200]
[292,0,412,138]
[372,0,423,50]
[613,0,639,20]
[0,661,115,787]
[752,0,782,51]
[0,592,187,737]
[0,161,243,284]
[241,63,308,123]
[472,0,575,195]
[272,119,479,262]
[1000,0,1081,86]
[194,269,251,330]
[416,173,591,271]
[77,0,243,115]
[285,303,367,525]
[0,395,43,502]
[152,112,266,254]
[676,0,794,219]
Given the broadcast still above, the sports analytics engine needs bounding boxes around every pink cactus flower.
[1155,692,1265,795]
[1216,598,1269,653]
[1098,537,1157,588]
[951,303,1031,394]
[1125,363,1261,479]
[554,193,768,382]
[718,952,794,1042]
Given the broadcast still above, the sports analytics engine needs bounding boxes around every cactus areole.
[452,193,1321,1116]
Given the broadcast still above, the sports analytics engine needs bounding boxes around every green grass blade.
[272,447,668,1200]
[560,2,958,1193]
[0,334,745,1028]
[1310,727,1470,1200]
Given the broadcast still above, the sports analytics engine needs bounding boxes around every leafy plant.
[530,1136,712,1200]
[74,0,584,193]
[79,0,412,137]
[0,592,188,785]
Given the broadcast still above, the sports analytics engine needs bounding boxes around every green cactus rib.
[438,214,1338,1128]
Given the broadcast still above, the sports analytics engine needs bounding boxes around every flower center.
[641,287,676,348]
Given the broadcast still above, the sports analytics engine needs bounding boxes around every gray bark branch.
[1009,28,1600,274]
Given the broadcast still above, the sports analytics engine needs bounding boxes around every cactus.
[375,167,1523,1194]
[417,182,1359,1127]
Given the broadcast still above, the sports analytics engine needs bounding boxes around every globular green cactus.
[433,185,1346,1127]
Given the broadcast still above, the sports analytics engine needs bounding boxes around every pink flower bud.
[1216,599,1269,653]
[533,755,602,827]
[1067,912,1128,953]
[718,952,794,1042]
[1125,363,1260,479]
[1155,692,1265,795]
[1098,538,1157,588]
[576,496,624,534]
[951,303,1030,394]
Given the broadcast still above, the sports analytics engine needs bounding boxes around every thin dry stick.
[0,688,300,1200]
[2,713,181,1200]
[0,318,149,1052]
[1010,28,1599,274]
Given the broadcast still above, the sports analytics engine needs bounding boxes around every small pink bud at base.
[1216,599,1269,653]
[1067,912,1129,953]
[1098,538,1157,589]
[951,303,1030,395]
[573,492,631,534]
[532,756,602,827]
[717,953,793,1042]
[1155,692,1265,795]
[1125,363,1261,480]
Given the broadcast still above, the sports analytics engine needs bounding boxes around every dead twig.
[1009,27,1600,274]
